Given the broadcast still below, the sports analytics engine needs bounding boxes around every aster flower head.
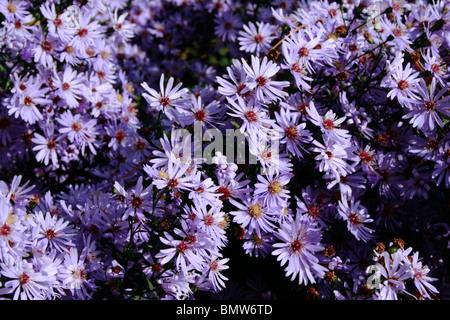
[69,9,103,52]
[229,195,278,237]
[385,62,421,106]
[409,251,439,299]
[254,170,294,208]
[238,21,276,55]
[141,74,190,124]
[114,176,153,220]
[402,77,450,132]
[31,121,61,168]
[56,111,99,155]
[242,55,290,103]
[307,101,351,145]
[147,159,196,192]
[7,75,50,124]
[272,213,328,285]
[40,2,76,43]
[156,231,205,274]
[372,250,414,300]
[227,95,274,135]
[273,107,312,158]
[214,11,242,42]
[337,195,374,242]
[31,27,60,69]
[30,211,76,253]
[203,255,229,292]
[52,66,85,109]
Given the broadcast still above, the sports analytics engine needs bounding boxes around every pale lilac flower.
[373,251,413,300]
[337,195,374,242]
[238,21,275,55]
[141,74,190,124]
[186,95,222,128]
[31,122,60,167]
[254,171,293,207]
[7,76,50,124]
[0,0,29,22]
[229,195,277,237]
[422,49,448,87]
[56,111,99,155]
[311,137,355,181]
[216,58,252,99]
[273,107,312,158]
[385,62,421,106]
[148,159,196,192]
[409,251,439,300]
[31,211,76,252]
[402,77,450,132]
[280,42,313,92]
[227,96,274,135]
[243,231,273,258]
[272,214,328,285]
[307,102,351,145]
[113,176,153,220]
[188,202,228,248]
[40,2,75,43]
[70,9,103,52]
[0,258,50,300]
[203,255,229,292]
[110,9,135,44]
[58,247,94,299]
[31,27,59,69]
[242,55,290,102]
[52,66,85,109]
[156,232,205,274]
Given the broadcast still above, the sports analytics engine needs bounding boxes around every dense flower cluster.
[0,0,448,300]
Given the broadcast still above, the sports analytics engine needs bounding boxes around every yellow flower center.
[248,204,263,218]
[268,180,283,195]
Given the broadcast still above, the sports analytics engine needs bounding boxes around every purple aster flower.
[402,77,450,132]
[31,27,61,69]
[229,195,278,237]
[372,250,413,300]
[40,2,76,43]
[272,213,328,285]
[337,195,374,242]
[58,247,96,299]
[227,96,274,135]
[30,211,76,253]
[238,21,276,55]
[307,101,351,145]
[113,176,153,220]
[147,159,196,192]
[242,231,274,258]
[242,55,290,102]
[141,74,190,124]
[31,122,61,167]
[253,171,293,208]
[52,66,85,109]
[216,58,252,99]
[311,137,355,181]
[214,11,242,42]
[156,231,205,274]
[0,257,50,300]
[385,62,421,106]
[409,251,439,300]
[7,75,50,124]
[69,9,103,52]
[56,111,99,155]
[203,255,229,292]
[273,107,312,158]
